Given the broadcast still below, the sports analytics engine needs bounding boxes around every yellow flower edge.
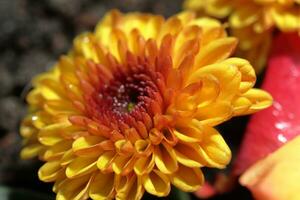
[20,10,272,200]
[183,0,300,73]
[240,135,300,200]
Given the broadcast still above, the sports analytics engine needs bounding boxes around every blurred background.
[0,0,252,199]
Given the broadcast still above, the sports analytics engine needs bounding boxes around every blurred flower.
[234,32,300,175]
[183,0,233,18]
[183,0,300,72]
[20,10,272,200]
[240,135,300,200]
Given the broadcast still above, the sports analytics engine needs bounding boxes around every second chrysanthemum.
[20,10,272,200]
[184,0,300,72]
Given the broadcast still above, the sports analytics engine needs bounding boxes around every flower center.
[99,75,145,114]
[87,64,162,123]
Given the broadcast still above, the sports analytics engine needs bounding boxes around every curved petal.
[38,160,62,182]
[89,172,115,200]
[72,136,105,157]
[97,151,115,172]
[56,174,92,200]
[134,154,155,175]
[43,140,72,160]
[223,58,256,93]
[239,88,273,115]
[171,164,204,192]
[173,126,203,143]
[194,37,237,68]
[66,156,98,178]
[199,127,231,168]
[174,142,206,167]
[154,143,178,174]
[116,174,144,200]
[195,101,233,126]
[232,96,252,116]
[20,143,44,159]
[38,123,70,146]
[188,60,241,101]
[112,155,135,175]
[143,169,171,197]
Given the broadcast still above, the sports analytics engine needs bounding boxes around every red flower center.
[84,60,166,129]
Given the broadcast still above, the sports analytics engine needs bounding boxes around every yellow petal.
[20,143,44,159]
[66,156,98,178]
[171,164,204,192]
[229,5,260,28]
[154,143,178,174]
[239,88,273,115]
[60,149,75,166]
[134,154,155,175]
[205,0,233,18]
[173,126,203,143]
[43,140,72,160]
[222,58,256,93]
[134,139,152,156]
[72,136,105,157]
[189,17,222,33]
[38,123,70,146]
[174,142,206,167]
[180,76,220,109]
[200,127,231,168]
[188,60,241,101]
[271,6,300,32]
[112,155,135,175]
[56,174,91,200]
[173,25,201,68]
[116,174,144,200]
[38,160,62,182]
[194,37,237,68]
[74,33,99,63]
[232,96,252,116]
[240,136,300,200]
[97,151,115,172]
[143,169,171,197]
[195,101,233,126]
[89,172,114,200]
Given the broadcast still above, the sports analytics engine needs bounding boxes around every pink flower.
[234,32,300,175]
[235,32,300,200]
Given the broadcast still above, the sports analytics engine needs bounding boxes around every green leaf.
[0,185,54,200]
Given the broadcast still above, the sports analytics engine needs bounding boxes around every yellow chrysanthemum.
[184,0,300,72]
[20,10,272,200]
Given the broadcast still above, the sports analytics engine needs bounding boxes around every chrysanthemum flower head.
[184,0,300,72]
[20,10,272,200]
